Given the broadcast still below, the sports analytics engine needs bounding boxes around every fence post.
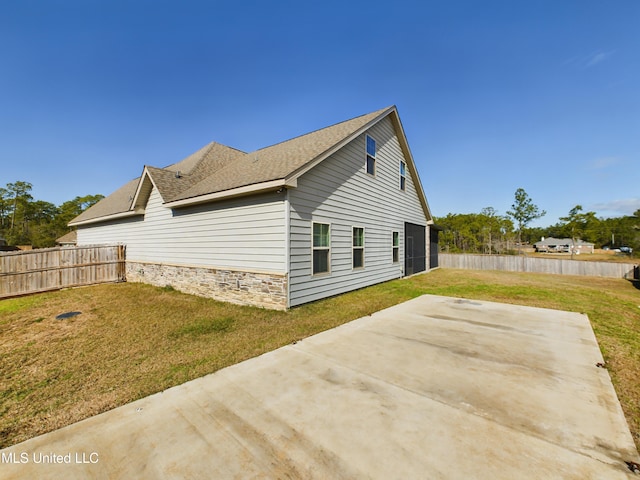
[58,248,63,288]
[118,245,127,282]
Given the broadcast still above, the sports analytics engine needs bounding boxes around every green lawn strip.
[1,270,639,450]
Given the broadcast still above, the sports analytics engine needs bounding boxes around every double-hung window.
[366,135,376,175]
[353,227,364,269]
[400,161,406,191]
[312,222,330,275]
[392,232,399,263]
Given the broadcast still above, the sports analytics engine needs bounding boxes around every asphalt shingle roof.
[70,178,140,224]
[70,107,395,225]
[56,230,77,244]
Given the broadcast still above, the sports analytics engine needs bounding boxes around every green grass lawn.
[1,269,639,450]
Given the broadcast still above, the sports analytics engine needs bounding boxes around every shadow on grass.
[628,279,640,291]
[627,265,640,290]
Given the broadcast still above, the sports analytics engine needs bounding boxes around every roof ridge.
[163,141,217,174]
[188,141,245,173]
[215,142,247,155]
[173,142,218,176]
[252,106,393,154]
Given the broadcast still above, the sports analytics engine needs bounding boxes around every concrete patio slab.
[1,294,638,479]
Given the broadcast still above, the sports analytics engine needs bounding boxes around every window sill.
[312,271,331,277]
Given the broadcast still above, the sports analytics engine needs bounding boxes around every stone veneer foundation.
[126,262,287,310]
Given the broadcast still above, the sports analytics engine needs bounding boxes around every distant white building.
[534,237,594,254]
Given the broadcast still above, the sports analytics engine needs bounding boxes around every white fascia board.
[163,178,296,208]
[68,209,144,227]
[130,166,160,209]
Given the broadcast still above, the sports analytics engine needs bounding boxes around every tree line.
[1,182,638,255]
[0,181,103,248]
[436,188,640,256]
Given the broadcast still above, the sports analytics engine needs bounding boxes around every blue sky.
[1,0,638,227]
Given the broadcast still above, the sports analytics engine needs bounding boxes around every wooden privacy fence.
[439,253,639,280]
[0,245,126,298]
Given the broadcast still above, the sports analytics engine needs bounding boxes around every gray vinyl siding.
[288,116,427,306]
[77,189,286,273]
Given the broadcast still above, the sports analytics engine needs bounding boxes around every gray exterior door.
[404,222,426,276]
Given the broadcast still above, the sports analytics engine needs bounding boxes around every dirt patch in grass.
[1,271,639,451]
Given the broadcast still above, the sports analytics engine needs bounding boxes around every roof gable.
[70,142,246,225]
[168,107,392,203]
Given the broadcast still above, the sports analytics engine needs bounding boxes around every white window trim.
[366,135,376,176]
[400,160,406,191]
[352,226,365,270]
[312,221,331,276]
